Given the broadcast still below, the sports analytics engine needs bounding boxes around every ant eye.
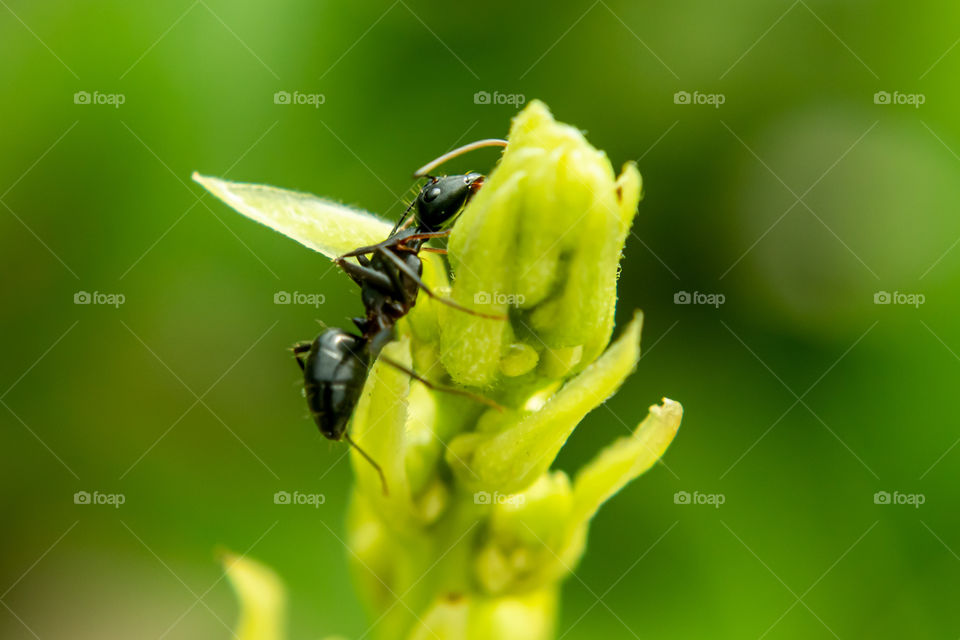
[424,187,442,202]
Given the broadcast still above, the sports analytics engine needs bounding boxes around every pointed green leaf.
[193,172,393,259]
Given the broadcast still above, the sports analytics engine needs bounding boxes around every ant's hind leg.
[344,432,388,495]
[379,355,504,412]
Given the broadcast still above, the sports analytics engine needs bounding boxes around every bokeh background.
[2,1,959,638]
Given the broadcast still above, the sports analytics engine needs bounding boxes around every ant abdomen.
[302,328,370,441]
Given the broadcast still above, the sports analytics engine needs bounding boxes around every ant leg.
[388,199,418,237]
[395,229,451,251]
[335,257,395,293]
[374,247,507,321]
[379,355,504,412]
[401,230,451,242]
[337,238,390,260]
[344,432,388,495]
[335,252,371,287]
[340,233,409,260]
[420,247,447,254]
[290,341,312,371]
[339,228,433,261]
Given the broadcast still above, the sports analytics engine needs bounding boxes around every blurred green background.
[2,1,959,638]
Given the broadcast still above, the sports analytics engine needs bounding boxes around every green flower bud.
[440,100,642,387]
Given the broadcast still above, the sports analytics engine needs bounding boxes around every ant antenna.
[344,432,388,495]
[413,139,507,178]
[389,197,418,237]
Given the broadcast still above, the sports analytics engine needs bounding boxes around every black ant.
[292,139,508,494]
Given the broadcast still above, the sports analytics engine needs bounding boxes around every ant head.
[402,139,506,233]
[415,172,484,231]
